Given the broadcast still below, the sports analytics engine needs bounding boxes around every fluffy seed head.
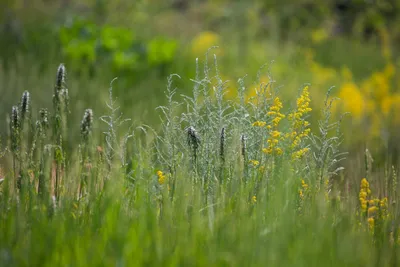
[38,108,49,136]
[39,108,48,125]
[81,109,93,141]
[56,63,66,92]
[11,106,20,130]
[187,126,200,150]
[61,88,70,113]
[241,134,246,158]
[20,90,30,119]
[10,106,20,152]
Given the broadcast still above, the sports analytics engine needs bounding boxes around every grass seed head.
[187,126,200,150]
[56,63,66,93]
[20,90,30,120]
[81,109,94,142]
[39,108,49,127]
[10,105,20,153]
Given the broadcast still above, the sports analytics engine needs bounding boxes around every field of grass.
[0,53,400,266]
[2,1,400,266]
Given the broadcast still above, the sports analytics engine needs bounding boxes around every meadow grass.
[0,52,400,267]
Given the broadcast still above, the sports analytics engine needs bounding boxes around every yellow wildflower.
[251,195,257,203]
[368,217,375,231]
[157,170,166,185]
[359,178,371,213]
[263,97,285,156]
[368,206,377,216]
[337,82,364,120]
[299,189,304,200]
[262,147,273,154]
[359,191,367,199]
[275,147,283,155]
[301,179,309,190]
[292,148,310,160]
[252,121,266,127]
[288,86,312,160]
[361,178,369,189]
[271,131,281,138]
[249,159,260,167]
[191,31,221,56]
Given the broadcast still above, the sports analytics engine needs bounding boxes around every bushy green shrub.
[59,17,178,77]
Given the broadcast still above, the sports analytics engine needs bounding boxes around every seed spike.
[81,109,94,142]
[220,127,225,162]
[187,126,200,163]
[20,90,30,120]
[241,134,246,159]
[56,63,66,93]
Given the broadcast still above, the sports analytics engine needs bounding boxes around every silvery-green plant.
[100,78,134,182]
[309,87,348,190]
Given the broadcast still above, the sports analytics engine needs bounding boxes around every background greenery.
[1,0,400,266]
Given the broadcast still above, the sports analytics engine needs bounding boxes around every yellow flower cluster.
[267,97,286,127]
[263,97,285,155]
[252,121,266,127]
[292,148,310,160]
[249,159,260,167]
[359,178,371,212]
[157,170,166,185]
[333,62,398,139]
[190,31,222,57]
[359,178,389,232]
[288,86,312,160]
[299,179,309,200]
[366,197,389,232]
[251,195,257,204]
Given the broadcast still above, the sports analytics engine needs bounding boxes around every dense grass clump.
[0,54,400,267]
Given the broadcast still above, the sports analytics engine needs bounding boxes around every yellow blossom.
[337,82,364,120]
[275,147,283,155]
[292,148,310,160]
[252,121,266,127]
[157,170,166,185]
[368,217,375,231]
[263,97,285,156]
[288,86,312,160]
[191,31,222,56]
[301,179,309,190]
[271,131,281,138]
[299,189,304,199]
[249,159,260,167]
[368,206,377,216]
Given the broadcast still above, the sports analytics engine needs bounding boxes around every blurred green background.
[2,0,400,166]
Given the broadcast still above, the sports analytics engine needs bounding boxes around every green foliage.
[59,17,178,76]
[0,55,399,266]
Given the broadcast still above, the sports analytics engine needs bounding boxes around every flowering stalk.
[52,64,68,202]
[79,109,93,199]
[187,126,200,167]
[263,97,285,156]
[10,106,21,195]
[19,91,31,193]
[288,86,312,161]
[37,109,49,198]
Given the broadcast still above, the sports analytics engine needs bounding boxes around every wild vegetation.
[2,1,400,266]
[0,53,400,266]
